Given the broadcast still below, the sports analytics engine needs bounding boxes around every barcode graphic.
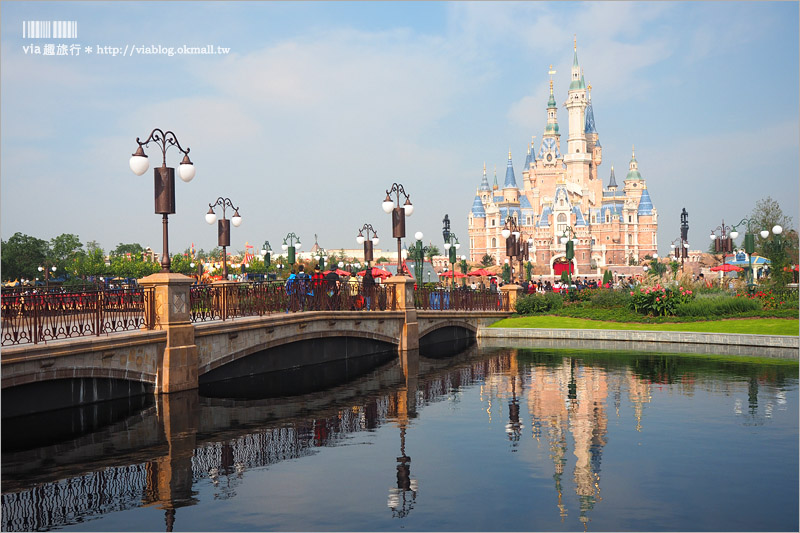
[22,20,78,39]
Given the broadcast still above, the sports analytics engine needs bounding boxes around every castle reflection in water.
[2,347,793,532]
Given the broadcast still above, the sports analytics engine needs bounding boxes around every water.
[2,344,798,532]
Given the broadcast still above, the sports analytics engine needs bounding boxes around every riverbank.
[490,316,799,336]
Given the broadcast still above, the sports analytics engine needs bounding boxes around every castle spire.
[479,162,491,191]
[607,165,617,190]
[504,150,518,188]
[493,166,498,190]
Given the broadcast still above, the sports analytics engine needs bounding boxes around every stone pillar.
[500,283,524,312]
[139,273,198,394]
[385,276,420,362]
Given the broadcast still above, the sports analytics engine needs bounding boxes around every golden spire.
[632,144,636,157]
[483,161,486,172]
[574,35,577,50]
[508,148,512,159]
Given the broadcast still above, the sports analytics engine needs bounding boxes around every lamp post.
[316,247,327,271]
[356,224,380,268]
[382,183,413,276]
[37,265,57,289]
[281,233,302,272]
[679,207,690,271]
[559,226,578,288]
[129,128,196,272]
[758,224,785,284]
[709,220,734,269]
[260,241,272,268]
[205,197,242,281]
[501,216,526,283]
[443,229,460,289]
[412,232,428,283]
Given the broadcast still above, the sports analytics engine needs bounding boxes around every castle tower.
[564,38,592,189]
[539,70,562,166]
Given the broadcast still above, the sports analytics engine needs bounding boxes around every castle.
[468,40,657,277]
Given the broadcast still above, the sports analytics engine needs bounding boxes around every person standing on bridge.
[325,268,340,311]
[362,269,375,310]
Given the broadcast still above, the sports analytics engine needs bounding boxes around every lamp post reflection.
[387,371,418,519]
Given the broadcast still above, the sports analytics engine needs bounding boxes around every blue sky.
[2,1,798,258]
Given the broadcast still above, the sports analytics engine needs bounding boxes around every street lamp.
[382,183,413,276]
[281,233,302,271]
[411,231,428,283]
[559,226,578,288]
[442,226,460,289]
[356,224,380,268]
[129,128,196,272]
[316,246,327,271]
[260,241,272,267]
[709,220,734,265]
[502,216,528,283]
[205,197,242,281]
[38,265,57,288]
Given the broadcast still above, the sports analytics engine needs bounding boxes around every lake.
[2,342,797,532]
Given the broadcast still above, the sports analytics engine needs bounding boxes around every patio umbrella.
[467,268,493,277]
[710,263,744,272]
[357,267,392,279]
[324,268,351,276]
[441,270,466,278]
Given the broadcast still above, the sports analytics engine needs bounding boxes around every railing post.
[138,273,198,394]
[385,276,419,355]
[500,283,523,312]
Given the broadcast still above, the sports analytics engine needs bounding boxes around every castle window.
[526,216,531,225]
[491,219,496,227]
[582,252,585,259]
[491,237,497,248]
[628,215,632,223]
[591,216,596,224]
[605,214,609,223]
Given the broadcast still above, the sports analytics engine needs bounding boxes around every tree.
[747,196,798,288]
[425,245,441,262]
[1,232,49,281]
[112,242,144,258]
[49,233,83,272]
[481,254,495,266]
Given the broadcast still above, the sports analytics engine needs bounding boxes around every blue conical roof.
[607,166,617,189]
[503,151,517,188]
[638,188,654,216]
[471,195,486,218]
[479,165,491,191]
[585,101,596,134]
[524,147,531,169]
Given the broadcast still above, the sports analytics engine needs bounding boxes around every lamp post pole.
[559,225,578,289]
[679,208,690,272]
[129,128,196,273]
[412,232,426,283]
[38,265,57,289]
[205,197,242,281]
[710,220,734,283]
[281,233,302,273]
[357,224,380,268]
[501,216,521,283]
[260,241,272,280]
[382,184,413,276]
[443,224,461,289]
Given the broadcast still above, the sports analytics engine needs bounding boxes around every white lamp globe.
[372,237,380,246]
[260,249,267,257]
[414,231,423,241]
[772,225,783,235]
[179,163,196,183]
[560,236,568,244]
[670,244,676,249]
[129,154,149,176]
[231,215,242,227]
[382,200,394,214]
[444,243,451,250]
[653,253,658,259]
[38,266,43,272]
[454,243,461,250]
[461,255,466,261]
[281,243,288,251]
[205,212,217,225]
[501,229,511,239]
[512,231,520,239]
[338,261,344,268]
[760,230,769,239]
[295,242,302,250]
[730,230,739,239]
[403,201,413,217]
[356,235,365,245]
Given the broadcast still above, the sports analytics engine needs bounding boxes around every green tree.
[747,196,798,288]
[74,241,108,279]
[112,242,144,258]
[49,233,83,272]
[425,245,441,262]
[481,254,495,267]
[1,232,48,281]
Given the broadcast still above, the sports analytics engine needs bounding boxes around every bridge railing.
[189,280,397,322]
[414,287,510,311]
[1,287,156,346]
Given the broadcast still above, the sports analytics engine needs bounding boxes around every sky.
[2,1,798,260]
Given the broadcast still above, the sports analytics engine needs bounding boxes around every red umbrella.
[467,268,492,276]
[441,270,466,278]
[357,267,392,279]
[323,268,351,276]
[710,263,744,272]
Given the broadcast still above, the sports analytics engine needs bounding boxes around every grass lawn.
[491,316,799,336]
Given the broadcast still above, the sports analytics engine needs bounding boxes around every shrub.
[676,294,761,317]
[629,283,695,316]
[515,293,552,314]
[545,291,564,310]
[590,289,631,308]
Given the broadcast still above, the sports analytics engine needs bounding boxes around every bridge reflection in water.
[3,345,794,532]
[1,341,485,532]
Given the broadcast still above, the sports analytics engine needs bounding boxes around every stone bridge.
[1,272,511,415]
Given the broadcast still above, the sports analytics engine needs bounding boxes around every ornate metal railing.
[414,287,510,311]
[1,288,155,346]
[190,280,396,322]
